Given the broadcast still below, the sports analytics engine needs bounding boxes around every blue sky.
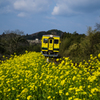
[0,0,100,35]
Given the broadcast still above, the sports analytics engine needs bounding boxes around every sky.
[0,0,100,35]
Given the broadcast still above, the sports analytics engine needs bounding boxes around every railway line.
[45,56,62,64]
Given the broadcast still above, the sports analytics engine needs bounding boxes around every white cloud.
[52,0,100,16]
[0,0,51,16]
[17,12,27,17]
[0,0,13,13]
[13,0,50,13]
[0,6,12,14]
[1,0,100,17]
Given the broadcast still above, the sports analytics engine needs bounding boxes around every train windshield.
[54,39,58,44]
[50,40,52,43]
[43,39,48,43]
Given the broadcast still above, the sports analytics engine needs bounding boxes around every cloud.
[17,12,27,17]
[52,0,100,16]
[0,0,51,15]
[0,0,13,13]
[13,0,50,13]
[1,0,100,17]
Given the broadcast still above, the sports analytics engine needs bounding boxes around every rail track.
[45,56,62,64]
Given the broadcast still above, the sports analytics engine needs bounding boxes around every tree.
[0,43,5,53]
[4,29,24,35]
[0,30,29,55]
[95,23,100,31]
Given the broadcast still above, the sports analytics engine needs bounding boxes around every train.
[41,35,61,57]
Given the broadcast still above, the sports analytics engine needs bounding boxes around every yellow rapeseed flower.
[8,88,11,92]
[20,88,28,95]
[60,79,65,86]
[66,92,69,96]
[88,76,96,82]
[27,95,32,100]
[0,51,100,100]
[98,53,100,58]
[88,85,91,88]
[56,58,59,61]
[72,76,76,81]
[53,96,55,99]
[98,67,100,71]
[68,97,72,100]
[79,86,83,91]
[47,96,51,99]
[91,88,99,94]
[89,94,92,97]
[59,90,63,94]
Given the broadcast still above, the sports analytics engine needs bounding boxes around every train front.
[41,35,61,57]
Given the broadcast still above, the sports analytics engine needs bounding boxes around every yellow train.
[41,35,61,57]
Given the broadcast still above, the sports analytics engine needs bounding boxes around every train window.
[43,39,48,43]
[54,40,58,44]
[50,40,52,43]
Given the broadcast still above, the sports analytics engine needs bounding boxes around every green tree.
[0,31,29,55]
[95,23,100,31]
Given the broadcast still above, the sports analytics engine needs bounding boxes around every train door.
[48,38,54,50]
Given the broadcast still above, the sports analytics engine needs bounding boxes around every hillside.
[23,29,63,40]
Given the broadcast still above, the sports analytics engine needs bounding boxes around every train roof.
[42,35,60,37]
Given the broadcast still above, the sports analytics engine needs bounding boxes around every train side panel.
[41,36,49,52]
[53,37,60,52]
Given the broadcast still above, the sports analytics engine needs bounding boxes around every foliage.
[0,32,41,61]
[27,44,41,52]
[95,23,100,31]
[23,31,49,40]
[1,28,100,64]
[59,32,86,61]
[0,51,100,100]
[23,29,63,40]
[59,28,100,63]
[47,29,63,36]
[0,33,29,55]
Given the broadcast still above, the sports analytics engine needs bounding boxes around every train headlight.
[50,35,53,38]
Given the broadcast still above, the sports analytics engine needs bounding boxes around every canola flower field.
[0,51,100,100]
